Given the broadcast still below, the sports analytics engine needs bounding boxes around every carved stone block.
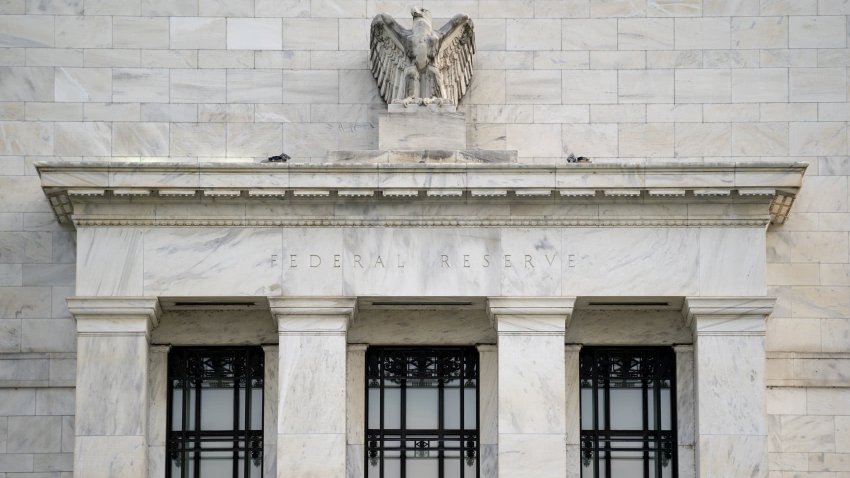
[378,106,467,150]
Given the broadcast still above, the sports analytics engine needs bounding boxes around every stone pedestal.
[683,297,775,478]
[379,105,467,150]
[67,297,161,478]
[488,297,575,478]
[269,297,356,478]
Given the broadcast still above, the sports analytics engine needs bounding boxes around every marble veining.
[143,228,282,296]
[75,335,148,437]
[151,310,276,344]
[264,346,278,478]
[696,335,766,436]
[76,228,144,296]
[277,434,346,477]
[566,310,693,344]
[497,434,567,478]
[498,333,565,435]
[699,228,766,296]
[562,227,700,296]
[340,228,503,296]
[347,309,495,345]
[74,435,147,478]
[278,333,347,435]
[698,435,767,478]
[70,224,772,298]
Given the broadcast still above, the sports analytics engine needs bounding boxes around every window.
[580,347,677,478]
[366,346,479,478]
[167,347,264,478]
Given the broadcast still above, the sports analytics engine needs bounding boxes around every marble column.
[564,344,581,478]
[263,345,279,478]
[477,344,498,478]
[346,344,367,478]
[269,297,356,478]
[683,297,775,478]
[674,345,696,478]
[67,297,161,478]
[148,345,170,478]
[487,297,575,478]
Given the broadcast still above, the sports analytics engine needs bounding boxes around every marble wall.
[1,0,848,475]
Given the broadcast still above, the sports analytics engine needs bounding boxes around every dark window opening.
[366,346,480,478]
[580,347,677,478]
[167,347,264,478]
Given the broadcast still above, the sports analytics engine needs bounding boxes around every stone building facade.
[0,0,847,477]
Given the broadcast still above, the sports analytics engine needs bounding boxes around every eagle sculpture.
[370,8,475,106]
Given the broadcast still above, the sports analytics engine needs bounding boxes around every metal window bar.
[580,347,677,478]
[166,347,264,478]
[366,346,480,478]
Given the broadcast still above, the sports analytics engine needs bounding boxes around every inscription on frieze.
[273,252,578,269]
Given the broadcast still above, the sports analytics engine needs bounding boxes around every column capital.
[268,296,357,334]
[67,296,162,336]
[487,297,576,316]
[487,297,576,332]
[682,296,776,336]
[268,297,357,317]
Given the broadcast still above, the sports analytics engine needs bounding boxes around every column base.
[74,435,147,478]
[278,434,346,478]
[698,435,767,478]
[498,434,566,478]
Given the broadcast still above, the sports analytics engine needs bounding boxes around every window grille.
[366,346,479,478]
[580,347,677,478]
[167,347,264,478]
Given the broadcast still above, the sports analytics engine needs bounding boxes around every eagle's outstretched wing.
[436,14,475,105]
[370,14,411,104]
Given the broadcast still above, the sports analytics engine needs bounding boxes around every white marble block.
[147,346,169,478]
[488,297,575,478]
[379,106,467,151]
[270,297,356,478]
[684,297,774,478]
[67,297,161,478]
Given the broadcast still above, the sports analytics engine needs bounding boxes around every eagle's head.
[410,7,432,24]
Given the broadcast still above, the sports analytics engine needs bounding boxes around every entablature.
[37,161,807,228]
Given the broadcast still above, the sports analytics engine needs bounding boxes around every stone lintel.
[682,296,776,335]
[67,296,162,334]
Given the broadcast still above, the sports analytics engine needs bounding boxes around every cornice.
[71,217,772,227]
[36,161,807,228]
